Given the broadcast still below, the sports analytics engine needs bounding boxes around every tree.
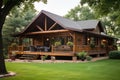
[3,6,36,56]
[0,0,47,75]
[65,5,96,21]
[101,11,120,38]
[80,0,120,38]
[80,0,120,16]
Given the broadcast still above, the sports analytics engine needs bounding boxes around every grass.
[2,59,120,80]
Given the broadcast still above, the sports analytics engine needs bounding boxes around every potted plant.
[77,51,87,61]
[54,41,61,47]
[67,41,73,47]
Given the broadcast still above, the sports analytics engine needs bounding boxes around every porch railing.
[8,45,73,54]
[74,45,107,55]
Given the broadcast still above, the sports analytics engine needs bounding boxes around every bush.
[77,51,87,61]
[41,55,48,61]
[86,56,92,61]
[109,51,120,59]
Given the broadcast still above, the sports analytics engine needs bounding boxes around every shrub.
[41,55,48,61]
[86,56,92,61]
[109,51,120,59]
[77,51,87,61]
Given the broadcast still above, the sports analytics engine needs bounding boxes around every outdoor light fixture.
[46,38,49,41]
[87,38,90,41]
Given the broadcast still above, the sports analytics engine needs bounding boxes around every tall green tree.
[65,5,96,21]
[80,0,120,38]
[80,0,120,16]
[3,7,36,55]
[0,0,47,75]
[101,11,120,37]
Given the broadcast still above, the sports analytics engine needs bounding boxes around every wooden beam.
[73,32,76,53]
[69,32,74,38]
[48,22,57,30]
[36,25,44,31]
[45,17,47,31]
[26,30,70,35]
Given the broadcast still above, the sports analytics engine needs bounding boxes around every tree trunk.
[0,13,8,74]
[0,25,8,74]
[0,0,19,75]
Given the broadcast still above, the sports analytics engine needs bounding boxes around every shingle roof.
[42,10,82,32]
[76,20,99,29]
[42,10,101,31]
[13,10,103,36]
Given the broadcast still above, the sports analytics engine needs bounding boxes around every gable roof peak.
[40,10,82,31]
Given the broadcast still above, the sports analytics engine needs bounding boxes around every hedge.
[109,51,120,59]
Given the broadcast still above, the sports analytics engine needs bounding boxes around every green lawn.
[2,59,120,80]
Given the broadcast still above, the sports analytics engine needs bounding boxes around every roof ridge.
[41,10,82,31]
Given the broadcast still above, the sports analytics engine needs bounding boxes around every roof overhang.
[82,30,116,39]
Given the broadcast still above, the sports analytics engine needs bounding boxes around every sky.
[34,0,80,16]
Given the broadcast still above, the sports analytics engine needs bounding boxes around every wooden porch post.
[72,32,77,61]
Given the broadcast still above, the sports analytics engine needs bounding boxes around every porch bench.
[54,45,72,51]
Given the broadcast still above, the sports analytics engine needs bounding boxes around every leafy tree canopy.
[80,0,120,25]
[80,0,120,15]
[65,5,96,21]
[3,6,36,55]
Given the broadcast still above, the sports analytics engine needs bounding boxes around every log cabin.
[8,10,117,60]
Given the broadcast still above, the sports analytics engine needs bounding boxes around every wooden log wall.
[73,32,108,55]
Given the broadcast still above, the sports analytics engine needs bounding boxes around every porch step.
[19,54,38,60]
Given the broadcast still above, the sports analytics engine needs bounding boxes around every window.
[82,35,90,45]
[82,35,98,46]
[94,37,98,45]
